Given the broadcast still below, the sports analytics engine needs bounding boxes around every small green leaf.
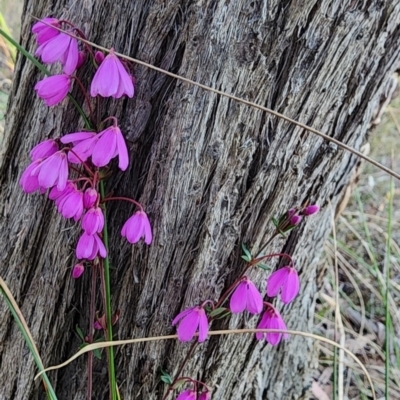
[160,369,173,385]
[209,307,229,318]
[76,325,85,341]
[241,243,252,259]
[257,263,269,271]
[93,348,102,360]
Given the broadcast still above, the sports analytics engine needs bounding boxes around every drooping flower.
[266,266,300,304]
[172,306,209,342]
[36,32,79,74]
[30,139,59,161]
[19,159,42,193]
[72,263,84,279]
[121,210,152,245]
[55,185,84,221]
[90,49,134,98]
[61,126,129,170]
[176,389,196,400]
[256,304,288,346]
[35,74,71,106]
[49,181,75,202]
[230,277,263,314]
[30,151,69,190]
[32,17,60,45]
[83,188,98,208]
[76,232,107,260]
[82,207,104,234]
[60,131,97,164]
[302,204,320,216]
[91,125,129,170]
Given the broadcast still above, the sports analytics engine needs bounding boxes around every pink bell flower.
[91,125,129,170]
[56,185,84,221]
[82,207,104,234]
[30,151,69,191]
[36,32,79,74]
[60,131,97,164]
[49,181,75,202]
[35,74,71,106]
[30,139,59,160]
[90,49,134,98]
[230,277,263,314]
[76,232,107,260]
[72,263,84,279]
[121,210,152,245]
[176,390,196,400]
[266,266,300,304]
[32,17,60,45]
[19,159,42,193]
[256,304,288,346]
[83,188,98,208]
[172,306,209,342]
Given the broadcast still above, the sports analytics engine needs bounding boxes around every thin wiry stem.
[31,18,400,182]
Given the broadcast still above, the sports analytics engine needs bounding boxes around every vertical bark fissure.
[1,0,400,399]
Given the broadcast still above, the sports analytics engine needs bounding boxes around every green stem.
[100,181,117,400]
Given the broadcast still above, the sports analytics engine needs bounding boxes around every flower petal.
[266,267,289,298]
[172,307,194,326]
[281,268,300,304]
[197,308,209,342]
[115,127,129,171]
[246,280,263,314]
[230,281,247,313]
[177,310,199,342]
[91,128,117,167]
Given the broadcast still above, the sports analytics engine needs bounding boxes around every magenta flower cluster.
[21,18,152,279]
[171,202,318,399]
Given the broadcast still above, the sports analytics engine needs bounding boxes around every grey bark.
[0,0,399,399]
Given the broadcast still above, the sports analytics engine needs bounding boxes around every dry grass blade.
[34,328,376,399]
[29,15,400,182]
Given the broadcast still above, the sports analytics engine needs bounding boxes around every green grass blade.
[0,277,58,400]
[384,178,394,399]
[0,12,16,62]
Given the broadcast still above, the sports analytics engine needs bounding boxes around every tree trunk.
[1,1,399,399]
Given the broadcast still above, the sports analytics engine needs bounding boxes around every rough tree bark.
[1,0,399,399]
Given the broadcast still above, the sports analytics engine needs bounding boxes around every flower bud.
[289,214,302,226]
[302,204,320,216]
[77,51,86,69]
[72,263,84,279]
[94,51,105,65]
[83,188,98,208]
